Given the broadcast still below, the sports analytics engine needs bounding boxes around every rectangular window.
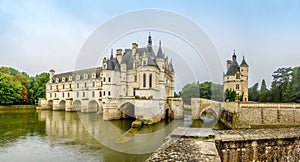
[77,83,79,88]
[62,93,64,98]
[68,93,70,98]
[69,84,71,89]
[50,86,52,90]
[103,91,105,96]
[236,84,240,90]
[63,85,65,89]
[77,92,79,97]
[108,77,111,82]
[99,91,102,97]
[236,74,240,79]
[92,91,95,97]
[85,82,87,88]
[103,77,106,82]
[93,82,95,87]
[56,85,58,89]
[108,91,111,96]
[54,93,56,98]
[50,93,52,98]
[83,92,85,97]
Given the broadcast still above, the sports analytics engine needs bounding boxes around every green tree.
[249,83,259,101]
[211,83,223,101]
[270,67,293,102]
[224,88,236,102]
[29,73,49,104]
[290,67,300,102]
[0,72,23,105]
[181,83,200,104]
[259,79,268,102]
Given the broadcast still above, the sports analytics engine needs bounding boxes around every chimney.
[49,69,55,80]
[132,43,138,49]
[116,49,122,63]
[227,60,232,70]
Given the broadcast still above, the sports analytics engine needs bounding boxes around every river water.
[0,109,226,162]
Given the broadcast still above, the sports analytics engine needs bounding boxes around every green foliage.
[224,89,236,102]
[180,82,223,104]
[0,72,23,104]
[248,83,259,102]
[181,83,200,104]
[0,66,49,105]
[259,79,269,102]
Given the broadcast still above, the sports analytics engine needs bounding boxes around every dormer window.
[50,79,53,83]
[92,73,96,78]
[236,74,240,79]
[76,75,80,80]
[84,74,88,79]
[56,78,59,83]
[62,77,66,82]
[69,76,72,81]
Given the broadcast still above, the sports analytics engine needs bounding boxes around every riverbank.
[0,105,36,110]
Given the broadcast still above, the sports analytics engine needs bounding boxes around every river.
[0,109,226,162]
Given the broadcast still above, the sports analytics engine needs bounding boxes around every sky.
[1,0,300,90]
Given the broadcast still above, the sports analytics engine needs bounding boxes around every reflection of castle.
[39,34,183,124]
[224,50,249,101]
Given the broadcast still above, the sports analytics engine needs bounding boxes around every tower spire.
[147,32,152,49]
[233,49,237,60]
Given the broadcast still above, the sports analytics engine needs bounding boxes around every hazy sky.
[1,0,300,89]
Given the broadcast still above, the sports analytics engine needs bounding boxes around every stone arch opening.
[73,100,82,111]
[120,102,135,119]
[48,100,53,109]
[59,100,66,110]
[199,107,218,119]
[88,100,99,113]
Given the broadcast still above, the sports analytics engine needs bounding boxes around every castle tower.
[224,50,249,101]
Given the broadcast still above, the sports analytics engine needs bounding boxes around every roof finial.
[159,40,161,47]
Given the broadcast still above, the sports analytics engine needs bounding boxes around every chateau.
[223,50,249,101]
[39,34,183,124]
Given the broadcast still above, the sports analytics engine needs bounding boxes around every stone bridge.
[191,98,300,129]
[191,98,223,121]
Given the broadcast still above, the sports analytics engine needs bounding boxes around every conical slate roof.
[240,56,248,67]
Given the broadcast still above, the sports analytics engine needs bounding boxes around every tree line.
[0,67,49,105]
[175,81,223,104]
[249,66,300,103]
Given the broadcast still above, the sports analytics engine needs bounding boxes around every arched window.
[143,73,146,87]
[149,74,152,88]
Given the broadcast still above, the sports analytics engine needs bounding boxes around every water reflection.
[0,109,226,162]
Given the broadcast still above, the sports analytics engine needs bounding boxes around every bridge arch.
[47,100,53,109]
[59,100,66,110]
[120,102,135,119]
[199,107,218,119]
[88,100,99,112]
[73,100,82,111]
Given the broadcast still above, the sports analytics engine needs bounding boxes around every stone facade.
[39,34,183,124]
[223,50,249,101]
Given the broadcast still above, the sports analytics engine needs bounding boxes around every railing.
[239,103,300,108]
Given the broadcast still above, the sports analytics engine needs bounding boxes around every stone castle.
[223,50,249,101]
[39,34,183,124]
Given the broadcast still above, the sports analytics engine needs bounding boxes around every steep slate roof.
[225,54,240,76]
[240,56,248,67]
[121,49,134,70]
[50,67,102,83]
[156,41,164,58]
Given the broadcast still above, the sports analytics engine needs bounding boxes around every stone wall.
[221,102,300,129]
[147,127,300,162]
[215,128,300,161]
[191,98,223,120]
